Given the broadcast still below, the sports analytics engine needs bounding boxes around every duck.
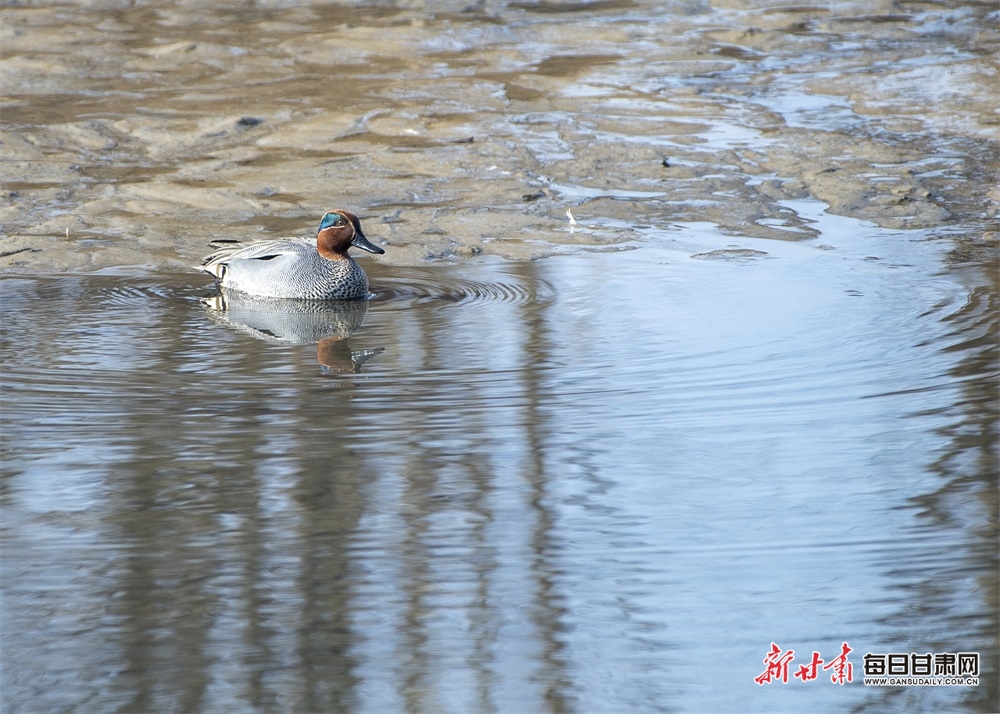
[201,209,385,299]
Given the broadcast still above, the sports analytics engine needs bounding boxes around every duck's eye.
[319,213,348,230]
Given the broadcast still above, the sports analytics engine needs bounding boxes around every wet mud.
[1,0,997,272]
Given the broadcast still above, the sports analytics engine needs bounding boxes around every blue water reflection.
[1,212,995,712]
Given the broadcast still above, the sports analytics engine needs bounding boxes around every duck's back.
[205,238,370,299]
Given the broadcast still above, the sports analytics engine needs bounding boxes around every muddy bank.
[1,0,998,272]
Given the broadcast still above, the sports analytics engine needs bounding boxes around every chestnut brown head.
[315,210,384,260]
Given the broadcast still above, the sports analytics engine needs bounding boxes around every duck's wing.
[201,238,312,279]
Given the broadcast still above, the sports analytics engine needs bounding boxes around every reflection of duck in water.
[201,209,384,299]
[202,292,382,373]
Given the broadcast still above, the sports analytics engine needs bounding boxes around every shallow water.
[2,205,996,712]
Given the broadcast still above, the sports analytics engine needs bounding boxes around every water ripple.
[370,267,554,308]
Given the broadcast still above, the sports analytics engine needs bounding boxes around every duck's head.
[316,209,385,260]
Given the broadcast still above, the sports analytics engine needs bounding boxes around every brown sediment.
[1,0,996,274]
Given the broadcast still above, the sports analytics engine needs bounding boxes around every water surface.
[2,207,995,712]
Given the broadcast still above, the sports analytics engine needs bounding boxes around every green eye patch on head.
[319,212,348,231]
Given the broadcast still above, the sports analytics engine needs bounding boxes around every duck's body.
[202,236,370,300]
[201,210,384,300]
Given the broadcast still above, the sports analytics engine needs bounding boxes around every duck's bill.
[351,232,385,255]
